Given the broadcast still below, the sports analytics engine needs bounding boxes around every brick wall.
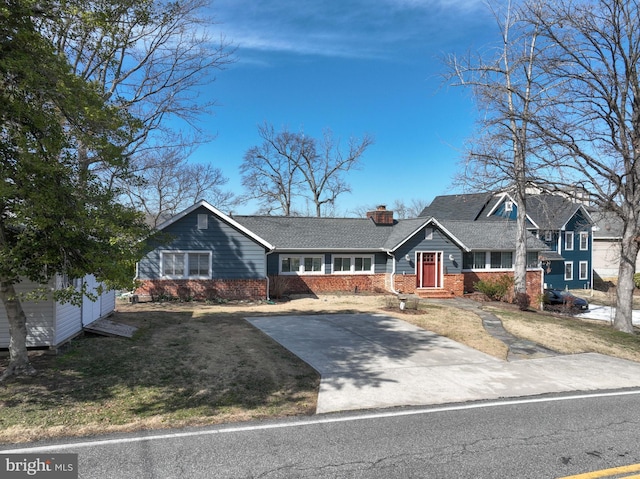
[274,274,389,295]
[136,279,267,301]
[463,270,543,300]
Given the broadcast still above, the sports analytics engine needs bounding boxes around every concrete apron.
[247,314,640,414]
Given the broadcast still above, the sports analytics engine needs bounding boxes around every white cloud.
[213,0,490,61]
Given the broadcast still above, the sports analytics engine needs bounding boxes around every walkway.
[429,298,560,361]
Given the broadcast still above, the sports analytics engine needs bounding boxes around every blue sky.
[192,0,498,216]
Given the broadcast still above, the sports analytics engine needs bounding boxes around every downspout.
[386,251,400,294]
[265,248,275,301]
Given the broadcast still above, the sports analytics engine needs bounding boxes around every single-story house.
[134,200,551,301]
[0,275,115,350]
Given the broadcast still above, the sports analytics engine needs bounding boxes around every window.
[579,232,589,251]
[163,252,185,277]
[333,257,351,272]
[280,256,323,274]
[304,257,323,272]
[579,261,589,280]
[189,253,210,276]
[526,251,539,268]
[565,231,574,251]
[354,257,372,272]
[197,214,208,230]
[544,230,553,242]
[162,251,210,278]
[425,228,433,240]
[332,255,374,274]
[281,257,301,273]
[491,252,512,269]
[463,252,487,270]
[462,253,472,270]
[564,261,573,281]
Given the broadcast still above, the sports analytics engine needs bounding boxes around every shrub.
[473,275,515,302]
[634,273,640,289]
[269,275,290,299]
[176,285,192,302]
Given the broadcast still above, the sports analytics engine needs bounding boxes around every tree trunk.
[514,198,528,295]
[614,232,638,333]
[0,280,36,380]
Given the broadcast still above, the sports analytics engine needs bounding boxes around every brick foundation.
[463,270,543,300]
[276,274,389,296]
[136,270,543,302]
[136,279,267,301]
[392,274,465,298]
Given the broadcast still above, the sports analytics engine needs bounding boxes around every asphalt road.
[3,390,640,478]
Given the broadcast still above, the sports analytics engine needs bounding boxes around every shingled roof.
[591,210,623,239]
[419,193,493,220]
[439,219,549,251]
[234,215,399,250]
[525,194,586,230]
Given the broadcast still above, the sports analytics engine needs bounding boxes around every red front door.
[418,252,441,288]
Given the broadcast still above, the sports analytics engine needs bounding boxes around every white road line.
[3,389,640,453]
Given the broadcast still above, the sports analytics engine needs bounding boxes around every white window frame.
[564,261,574,281]
[279,255,325,275]
[331,254,375,274]
[197,214,208,230]
[544,230,553,242]
[526,251,539,269]
[579,261,589,280]
[565,231,574,251]
[490,251,513,270]
[579,231,589,251]
[161,251,211,279]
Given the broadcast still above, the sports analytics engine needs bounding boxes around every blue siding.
[394,226,463,275]
[139,206,267,280]
[542,210,592,290]
[491,202,518,220]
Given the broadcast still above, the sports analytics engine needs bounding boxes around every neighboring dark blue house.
[420,192,594,291]
[135,199,551,301]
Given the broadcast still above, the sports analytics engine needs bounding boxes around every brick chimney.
[367,205,394,225]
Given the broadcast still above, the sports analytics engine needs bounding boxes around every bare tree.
[445,0,548,303]
[240,123,373,216]
[39,0,235,190]
[391,199,431,219]
[117,143,235,227]
[522,0,640,332]
[298,129,373,217]
[240,123,308,216]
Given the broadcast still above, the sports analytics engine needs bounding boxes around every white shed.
[0,274,115,349]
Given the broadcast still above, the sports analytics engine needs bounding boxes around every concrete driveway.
[247,313,640,413]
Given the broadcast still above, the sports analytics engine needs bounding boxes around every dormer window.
[505,201,513,212]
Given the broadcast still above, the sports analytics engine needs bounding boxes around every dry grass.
[1,292,639,444]
[493,306,640,362]
[381,302,509,360]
